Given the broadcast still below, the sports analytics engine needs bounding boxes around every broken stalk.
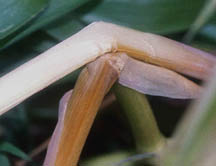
[0,22,215,115]
[0,21,215,166]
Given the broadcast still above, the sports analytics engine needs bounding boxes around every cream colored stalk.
[0,22,215,115]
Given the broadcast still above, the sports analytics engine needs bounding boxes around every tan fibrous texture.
[44,53,127,166]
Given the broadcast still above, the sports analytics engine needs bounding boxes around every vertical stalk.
[53,53,126,166]
[114,84,165,153]
[160,70,216,166]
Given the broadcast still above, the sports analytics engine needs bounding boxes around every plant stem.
[183,0,216,43]
[114,84,165,153]
[80,151,132,166]
[160,70,216,166]
[54,53,126,166]
[1,22,215,116]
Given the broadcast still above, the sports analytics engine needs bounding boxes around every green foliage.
[44,15,85,41]
[0,0,212,50]
[0,0,90,49]
[0,141,30,165]
[77,0,205,34]
[0,0,216,165]
[161,68,216,166]
[199,24,216,42]
[0,142,30,160]
[0,154,10,166]
[183,0,216,42]
[0,0,49,39]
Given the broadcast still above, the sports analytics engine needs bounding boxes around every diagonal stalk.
[114,84,165,153]
[160,70,216,166]
[183,0,216,43]
[44,53,127,166]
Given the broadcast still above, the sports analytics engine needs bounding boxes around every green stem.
[161,71,216,166]
[81,151,132,166]
[183,0,216,43]
[113,84,165,153]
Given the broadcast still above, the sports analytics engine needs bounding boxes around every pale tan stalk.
[44,53,126,166]
[0,22,215,115]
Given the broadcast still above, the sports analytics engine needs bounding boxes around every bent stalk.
[0,22,215,115]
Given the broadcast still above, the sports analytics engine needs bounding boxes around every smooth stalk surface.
[44,53,126,166]
[0,22,215,115]
[160,70,216,166]
[114,84,165,153]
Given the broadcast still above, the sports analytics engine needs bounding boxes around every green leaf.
[78,0,205,34]
[30,0,89,29]
[44,14,86,41]
[0,142,30,161]
[199,24,216,42]
[0,0,49,39]
[0,31,57,77]
[0,0,90,49]
[40,0,210,45]
[183,0,216,42]
[0,154,10,166]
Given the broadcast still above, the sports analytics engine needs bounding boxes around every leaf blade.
[0,142,30,160]
[0,0,90,49]
[0,0,49,39]
[0,154,10,166]
[78,0,205,34]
